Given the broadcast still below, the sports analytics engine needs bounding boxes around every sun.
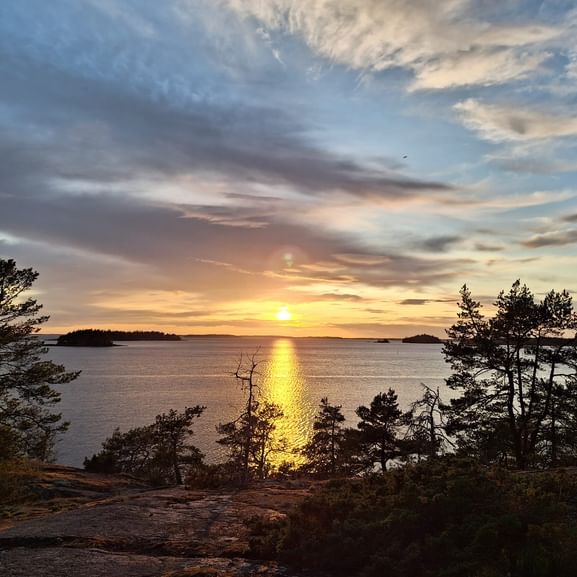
[276,306,292,322]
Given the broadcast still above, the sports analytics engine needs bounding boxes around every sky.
[1,0,577,337]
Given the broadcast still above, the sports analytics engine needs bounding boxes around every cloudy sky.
[2,0,577,337]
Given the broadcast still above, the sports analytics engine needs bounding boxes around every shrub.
[253,458,577,577]
[0,459,35,510]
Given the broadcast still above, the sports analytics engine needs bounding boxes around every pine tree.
[356,389,407,471]
[302,397,346,476]
[444,281,577,468]
[0,258,79,460]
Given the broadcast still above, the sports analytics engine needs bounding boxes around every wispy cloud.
[223,0,561,89]
[455,99,577,143]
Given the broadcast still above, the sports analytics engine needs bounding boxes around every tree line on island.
[56,329,181,347]
[3,257,577,576]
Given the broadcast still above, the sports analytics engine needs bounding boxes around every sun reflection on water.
[262,338,310,467]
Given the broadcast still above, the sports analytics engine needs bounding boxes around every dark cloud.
[317,293,365,301]
[521,230,577,248]
[399,299,430,305]
[474,242,504,252]
[398,298,456,305]
[415,235,463,253]
[0,54,453,204]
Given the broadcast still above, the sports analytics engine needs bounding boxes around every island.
[56,329,181,347]
[402,333,442,344]
[375,338,390,343]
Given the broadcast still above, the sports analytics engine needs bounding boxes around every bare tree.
[217,351,286,482]
[406,384,453,460]
[234,351,260,483]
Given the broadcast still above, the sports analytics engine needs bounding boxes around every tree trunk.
[172,440,182,484]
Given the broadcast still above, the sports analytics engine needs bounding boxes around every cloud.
[455,99,577,142]
[398,298,455,305]
[415,235,462,253]
[223,0,560,89]
[317,293,366,302]
[2,0,573,335]
[474,242,504,252]
[413,48,549,90]
[521,229,577,248]
[399,299,430,306]
[487,154,577,175]
[333,254,391,265]
[441,189,577,211]
[0,54,452,205]
[179,204,275,228]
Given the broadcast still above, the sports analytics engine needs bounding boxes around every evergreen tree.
[356,389,407,471]
[301,397,346,476]
[0,258,79,460]
[444,281,577,468]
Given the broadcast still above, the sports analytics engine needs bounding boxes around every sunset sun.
[276,306,292,322]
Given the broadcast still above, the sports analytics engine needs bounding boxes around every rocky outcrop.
[0,466,311,577]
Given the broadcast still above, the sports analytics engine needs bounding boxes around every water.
[46,337,450,467]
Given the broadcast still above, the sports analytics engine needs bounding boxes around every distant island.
[402,333,442,344]
[56,329,181,347]
[375,338,390,343]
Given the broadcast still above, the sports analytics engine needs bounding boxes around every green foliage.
[0,258,79,461]
[259,458,577,577]
[84,406,205,485]
[444,281,577,469]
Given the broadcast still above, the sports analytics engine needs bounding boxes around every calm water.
[46,337,450,467]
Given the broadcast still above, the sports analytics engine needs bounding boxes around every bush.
[185,462,241,489]
[253,458,577,577]
[0,459,35,510]
[85,407,205,485]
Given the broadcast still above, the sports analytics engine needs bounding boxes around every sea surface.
[46,337,451,467]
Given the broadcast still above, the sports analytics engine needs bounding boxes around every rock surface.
[0,466,311,577]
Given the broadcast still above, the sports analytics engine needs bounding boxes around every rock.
[0,466,311,577]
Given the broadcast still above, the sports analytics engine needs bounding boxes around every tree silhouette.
[444,281,577,468]
[84,406,205,484]
[217,351,285,482]
[0,258,79,460]
[356,389,407,471]
[302,397,347,476]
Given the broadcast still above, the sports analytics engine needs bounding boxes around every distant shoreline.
[40,332,447,342]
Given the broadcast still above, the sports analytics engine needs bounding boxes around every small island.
[402,333,442,344]
[56,329,181,347]
[374,338,390,343]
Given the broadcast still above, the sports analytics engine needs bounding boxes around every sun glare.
[276,306,292,322]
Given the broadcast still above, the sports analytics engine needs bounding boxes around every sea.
[45,336,451,467]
